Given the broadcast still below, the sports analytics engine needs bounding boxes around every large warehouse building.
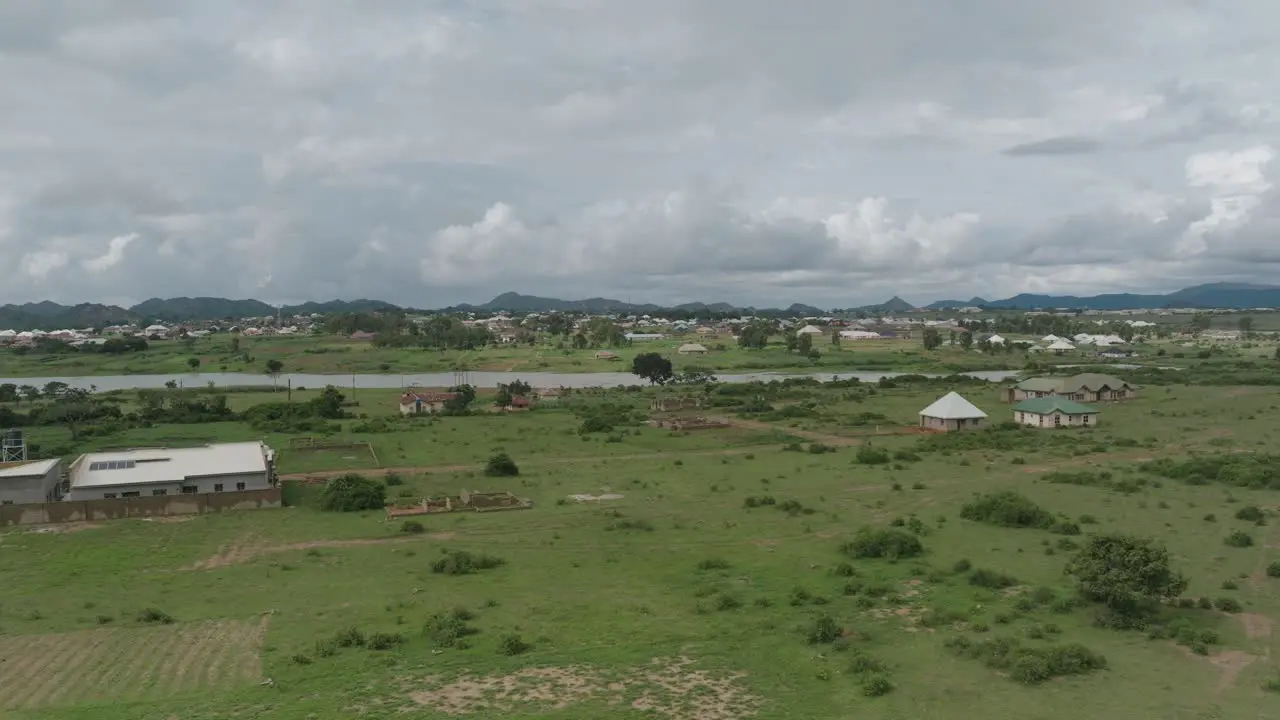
[0,459,64,505]
[64,441,276,502]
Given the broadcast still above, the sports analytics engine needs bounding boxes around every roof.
[70,442,269,489]
[678,343,708,352]
[0,458,61,480]
[919,392,988,420]
[1014,373,1130,393]
[1046,340,1076,350]
[401,391,458,404]
[1013,397,1100,416]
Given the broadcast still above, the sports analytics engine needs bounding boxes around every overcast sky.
[3,1,1279,309]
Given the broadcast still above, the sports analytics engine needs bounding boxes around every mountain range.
[1,283,1278,330]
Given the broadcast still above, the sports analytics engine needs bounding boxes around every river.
[0,369,1023,392]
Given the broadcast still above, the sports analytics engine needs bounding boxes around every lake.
[0,369,1023,392]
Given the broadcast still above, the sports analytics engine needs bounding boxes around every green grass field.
[3,379,1280,718]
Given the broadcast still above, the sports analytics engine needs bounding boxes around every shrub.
[946,636,1107,685]
[861,675,894,697]
[499,633,531,655]
[960,491,1053,529]
[743,495,777,508]
[401,520,426,534]
[431,550,506,575]
[320,474,386,512]
[383,472,404,486]
[855,446,891,465]
[136,608,174,625]
[1050,521,1081,536]
[423,608,480,647]
[807,614,842,644]
[484,453,520,477]
[1234,505,1265,522]
[808,442,834,454]
[715,593,742,611]
[1078,514,1098,524]
[1221,579,1238,590]
[832,562,857,577]
[893,449,922,462]
[1224,531,1254,548]
[952,559,972,573]
[334,627,366,648]
[841,527,924,560]
[1215,597,1242,613]
[848,650,886,674]
[367,632,404,650]
[697,558,731,571]
[1267,562,1280,578]
[607,518,655,531]
[969,569,1019,590]
[1203,514,1216,522]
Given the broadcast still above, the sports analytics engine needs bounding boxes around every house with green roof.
[1002,373,1134,404]
[1012,397,1101,428]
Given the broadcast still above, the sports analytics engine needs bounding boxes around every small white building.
[64,442,276,501]
[1046,339,1076,354]
[918,392,988,432]
[677,343,708,355]
[796,325,824,335]
[0,459,64,505]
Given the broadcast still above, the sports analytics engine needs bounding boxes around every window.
[236,482,246,491]
[1053,414,1061,427]
[1083,415,1090,425]
[103,493,117,499]
[152,489,168,496]
[181,486,198,495]
[121,491,140,498]
[213,483,224,492]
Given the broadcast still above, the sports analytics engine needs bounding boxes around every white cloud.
[4,0,1280,308]
[82,232,139,272]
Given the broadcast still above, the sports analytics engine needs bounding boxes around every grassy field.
[3,379,1280,718]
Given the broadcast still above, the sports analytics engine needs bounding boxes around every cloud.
[3,1,1280,309]
[1002,136,1102,156]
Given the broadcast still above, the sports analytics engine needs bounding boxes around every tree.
[187,357,201,371]
[320,474,386,512]
[1238,315,1254,338]
[1275,346,1280,362]
[0,383,16,403]
[1189,313,1212,335]
[631,352,674,385]
[796,332,813,355]
[1065,534,1188,616]
[265,359,283,376]
[830,329,841,347]
[736,322,771,350]
[922,328,942,351]
[230,336,241,353]
[310,386,346,419]
[544,313,572,337]
[443,384,476,414]
[958,331,973,350]
[18,385,39,405]
[44,388,96,441]
[485,452,520,477]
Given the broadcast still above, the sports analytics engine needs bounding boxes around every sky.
[3,0,1280,310]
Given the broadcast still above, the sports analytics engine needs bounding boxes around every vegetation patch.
[944,636,1107,685]
[1141,453,1280,489]
[431,550,506,575]
[960,491,1054,529]
[840,527,925,560]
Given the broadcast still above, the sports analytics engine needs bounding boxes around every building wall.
[1015,411,1099,428]
[65,471,269,502]
[1009,387,1134,403]
[920,416,985,432]
[0,488,282,527]
[400,400,447,415]
[0,462,63,505]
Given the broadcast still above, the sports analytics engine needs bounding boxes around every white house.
[144,324,170,337]
[1046,339,1076,353]
[839,330,882,340]
[796,325,824,335]
[0,459,64,505]
[677,343,708,355]
[64,442,276,501]
[918,392,988,432]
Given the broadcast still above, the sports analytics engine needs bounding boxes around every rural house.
[0,458,64,505]
[594,351,619,361]
[64,442,277,501]
[1003,373,1135,403]
[677,342,708,355]
[1012,397,1100,428]
[399,390,458,415]
[918,392,988,432]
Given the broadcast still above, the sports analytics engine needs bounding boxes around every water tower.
[1,429,26,463]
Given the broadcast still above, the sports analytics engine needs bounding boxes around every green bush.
[136,608,174,625]
[1267,562,1280,578]
[484,453,520,477]
[743,495,777,508]
[499,633,531,655]
[1234,505,1265,522]
[367,632,404,650]
[861,675,894,697]
[960,491,1053,529]
[431,550,506,575]
[401,520,426,534]
[969,569,1019,590]
[383,472,404,486]
[1215,597,1242,613]
[841,527,924,560]
[1224,531,1254,548]
[855,446,891,465]
[423,609,479,648]
[697,558,731,571]
[945,636,1106,685]
[334,627,365,648]
[952,559,972,573]
[807,614,842,644]
[320,474,387,512]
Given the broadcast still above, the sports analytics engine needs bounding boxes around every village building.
[0,458,64,505]
[594,350,619,361]
[1013,397,1100,428]
[1003,373,1135,403]
[399,390,459,414]
[63,442,276,501]
[917,392,988,432]
[677,342,708,355]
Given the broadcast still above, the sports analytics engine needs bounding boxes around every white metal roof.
[1046,339,1076,350]
[919,392,988,420]
[0,458,61,479]
[678,343,708,352]
[70,442,269,489]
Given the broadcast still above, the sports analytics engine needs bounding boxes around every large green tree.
[631,352,674,385]
[1065,534,1188,616]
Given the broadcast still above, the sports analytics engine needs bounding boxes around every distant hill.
[282,299,405,316]
[0,303,137,331]
[982,283,1280,310]
[924,297,988,310]
[131,297,277,322]
[859,296,915,313]
[788,303,827,316]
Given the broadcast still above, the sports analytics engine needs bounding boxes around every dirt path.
[184,534,451,570]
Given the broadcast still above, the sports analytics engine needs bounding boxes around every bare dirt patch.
[1238,613,1273,640]
[0,618,266,710]
[185,534,453,570]
[403,656,761,719]
[26,523,103,534]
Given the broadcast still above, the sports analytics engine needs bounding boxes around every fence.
[0,488,283,527]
